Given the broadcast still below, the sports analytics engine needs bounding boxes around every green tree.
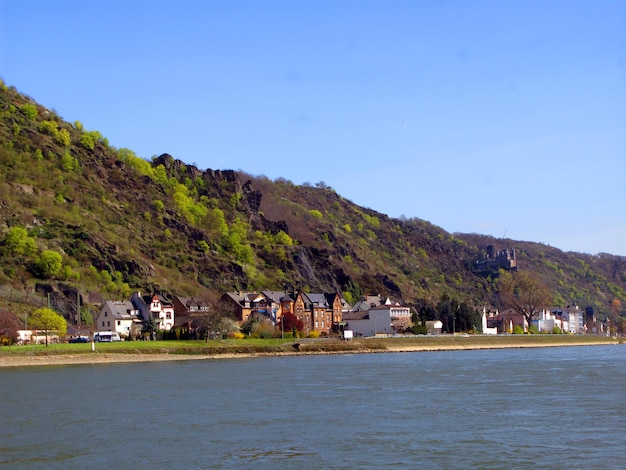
[34,250,63,278]
[29,307,67,346]
[3,226,36,256]
[343,281,363,306]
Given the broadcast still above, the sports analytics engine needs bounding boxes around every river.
[1,345,624,469]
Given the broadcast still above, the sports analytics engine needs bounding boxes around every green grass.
[1,335,619,359]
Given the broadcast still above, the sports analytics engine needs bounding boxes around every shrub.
[552,326,562,334]
[61,152,78,171]
[38,120,58,136]
[56,128,71,147]
[3,226,37,256]
[274,230,293,245]
[309,209,323,219]
[229,331,245,339]
[512,325,524,334]
[33,250,63,279]
[308,330,320,338]
[21,103,38,120]
[411,324,428,335]
[79,133,95,150]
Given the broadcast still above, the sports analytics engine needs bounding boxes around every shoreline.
[1,339,621,368]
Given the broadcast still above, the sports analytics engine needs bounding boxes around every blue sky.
[1,0,624,255]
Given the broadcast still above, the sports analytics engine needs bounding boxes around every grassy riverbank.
[0,335,621,368]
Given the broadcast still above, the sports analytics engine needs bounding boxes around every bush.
[412,324,428,335]
[56,128,71,147]
[21,103,38,120]
[552,326,562,334]
[308,331,320,338]
[80,133,95,150]
[33,250,63,278]
[528,325,539,334]
[512,325,524,334]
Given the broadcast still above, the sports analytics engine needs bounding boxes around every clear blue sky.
[1,0,624,255]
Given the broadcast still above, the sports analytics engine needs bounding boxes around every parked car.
[69,336,89,343]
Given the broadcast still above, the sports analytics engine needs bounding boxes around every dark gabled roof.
[302,292,328,307]
[342,311,369,321]
[261,291,289,303]
[223,292,253,306]
[103,300,140,320]
[324,292,340,305]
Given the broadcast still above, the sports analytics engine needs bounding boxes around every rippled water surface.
[1,345,624,469]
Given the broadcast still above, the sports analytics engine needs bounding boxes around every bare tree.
[197,296,236,341]
[498,271,552,330]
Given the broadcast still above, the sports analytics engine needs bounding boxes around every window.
[102,321,105,327]
[117,321,121,325]
[321,321,325,327]
[107,321,110,327]
[166,312,172,319]
[315,321,318,328]
[104,312,108,317]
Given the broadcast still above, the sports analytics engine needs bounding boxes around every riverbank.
[0,335,621,368]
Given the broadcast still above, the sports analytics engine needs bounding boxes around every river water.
[1,345,624,469]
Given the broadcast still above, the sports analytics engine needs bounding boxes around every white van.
[93,331,122,342]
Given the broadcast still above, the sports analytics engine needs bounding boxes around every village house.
[552,305,585,334]
[221,292,254,325]
[342,307,395,337]
[485,308,527,333]
[130,292,175,331]
[222,290,342,334]
[344,296,411,336]
[425,320,443,335]
[96,300,143,338]
[293,292,327,334]
[171,295,210,329]
[221,291,295,326]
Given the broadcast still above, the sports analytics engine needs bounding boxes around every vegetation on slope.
[0,80,625,330]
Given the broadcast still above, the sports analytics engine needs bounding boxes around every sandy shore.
[1,340,620,368]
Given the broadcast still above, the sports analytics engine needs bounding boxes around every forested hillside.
[1,80,625,327]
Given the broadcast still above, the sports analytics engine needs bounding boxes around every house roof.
[369,304,409,311]
[342,311,369,321]
[351,295,385,312]
[301,292,328,307]
[103,300,139,320]
[261,291,291,303]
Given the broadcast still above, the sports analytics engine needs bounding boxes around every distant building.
[342,299,411,336]
[475,244,518,272]
[130,292,175,331]
[96,300,142,338]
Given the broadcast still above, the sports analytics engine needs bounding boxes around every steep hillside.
[1,81,625,326]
